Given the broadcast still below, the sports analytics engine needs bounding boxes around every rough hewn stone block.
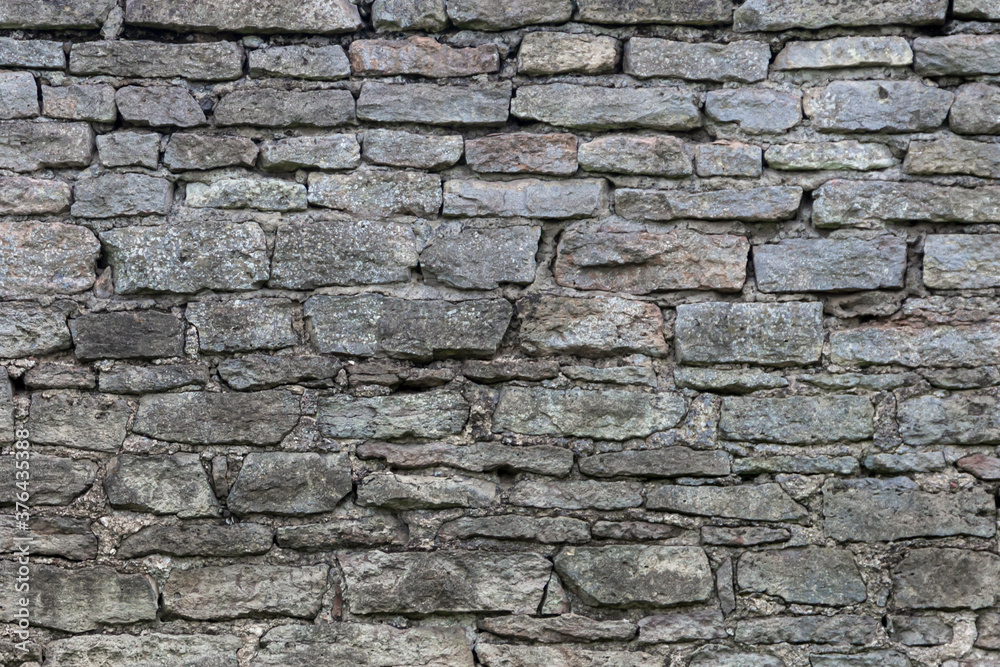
[893,548,1000,609]
[0,176,71,215]
[71,311,184,360]
[217,355,340,391]
[579,134,691,176]
[228,452,352,515]
[479,614,635,642]
[116,85,206,127]
[734,0,947,31]
[0,38,65,68]
[164,133,258,171]
[906,137,1000,179]
[187,178,307,212]
[215,89,355,127]
[695,142,762,177]
[350,37,498,77]
[576,0,732,24]
[646,483,808,521]
[45,634,241,667]
[373,0,448,31]
[362,129,463,169]
[27,392,130,452]
[956,0,1000,18]
[444,178,607,218]
[0,0,116,29]
[626,39,770,83]
[0,302,72,358]
[308,169,441,217]
[70,40,244,79]
[119,523,273,559]
[276,512,407,551]
[358,81,511,126]
[737,547,867,605]
[105,454,218,518]
[249,45,350,80]
[357,471,496,509]
[0,221,98,296]
[774,36,913,69]
[133,390,300,445]
[125,0,362,33]
[359,441,573,476]
[899,391,1000,446]
[513,84,701,130]
[97,131,160,169]
[951,83,1000,134]
[705,88,803,133]
[72,172,173,218]
[0,121,93,171]
[100,363,208,394]
[259,135,359,171]
[318,390,469,439]
[915,35,1000,76]
[755,237,907,292]
[187,299,297,353]
[924,234,1000,289]
[765,141,895,171]
[814,180,1000,227]
[0,453,95,506]
[830,323,1000,367]
[446,0,572,29]
[509,479,643,510]
[42,84,116,123]
[465,133,577,175]
[518,32,619,75]
[804,81,954,133]
[421,222,539,289]
[617,186,801,222]
[579,447,730,478]
[720,395,874,443]
[736,615,878,645]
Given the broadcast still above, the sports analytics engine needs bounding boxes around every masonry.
[0,0,999,665]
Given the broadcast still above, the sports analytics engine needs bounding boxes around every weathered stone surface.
[466,133,577,175]
[249,45,350,80]
[446,0,572,29]
[116,85,205,127]
[579,447,730,478]
[444,178,606,218]
[951,83,1000,135]
[72,172,173,218]
[577,0,732,24]
[893,548,1000,609]
[830,324,1000,368]
[519,32,619,75]
[28,391,130,452]
[70,40,244,79]
[42,84,116,123]
[463,359,559,383]
[823,477,996,541]
[555,221,748,294]
[119,523,273,558]
[675,368,789,393]
[441,515,590,544]
[734,0,947,31]
[890,615,954,646]
[215,89,355,127]
[102,220,268,294]
[765,141,895,171]
[276,510,408,550]
[477,645,657,667]
[518,295,668,357]
[358,81,511,126]
[217,355,340,391]
[0,0,116,29]
[915,35,1000,76]
[738,547,866,605]
[815,180,1000,227]
[357,471,496,509]
[705,89,802,133]
[101,363,208,394]
[513,84,701,130]
[307,294,510,360]
[510,479,644,510]
[646,483,808,521]
[721,395,874,444]
[959,454,1000,481]
[0,515,93,560]
[358,441,573,476]
[228,452,352,515]
[0,453,95,506]
[923,234,1000,289]
[755,237,907,293]
[736,615,878,645]
[689,646,785,667]
[0,563,156,633]
[555,546,713,607]
[676,302,823,366]
[0,176,71,215]
[494,386,685,439]
[72,311,183,361]
[187,177,307,212]
[616,186,802,222]
[308,169,441,217]
[804,82,954,133]
[811,652,911,667]
[259,135,359,171]
[479,614,635,643]
[0,72,38,119]
[421,222,539,289]
[637,608,726,643]
[956,0,1000,18]
[187,299,297,353]
[626,39,770,83]
[318,390,469,439]
[735,455,859,475]
[164,133,258,171]
[702,526,791,546]
[579,134,691,176]
[373,0,448,31]
[363,129,463,169]
[125,0,362,33]
[97,131,160,168]
[865,451,947,474]
[105,454,218,518]
[0,120,93,171]
[134,390,300,445]
[163,564,328,620]
[252,624,472,667]
[695,142,762,177]
[899,391,1000,445]
[339,550,550,614]
[906,137,1000,179]
[45,634,242,667]
[0,221,98,296]
[977,611,1000,649]
[351,36,497,77]
[775,36,912,70]
[0,37,65,68]
[0,302,72,358]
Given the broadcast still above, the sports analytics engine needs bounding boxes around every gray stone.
[187,177,307,212]
[466,132,577,175]
[738,547,866,605]
[555,546,713,608]
[228,452,352,516]
[518,32,619,76]
[822,477,996,541]
[306,294,510,360]
[815,180,1000,228]
[736,615,878,645]
[0,176,71,215]
[689,646,785,667]
[956,0,1000,17]
[592,521,687,541]
[646,483,808,521]
[356,471,496,509]
[28,391,130,452]
[765,141,895,170]
[616,186,802,222]
[440,515,590,544]
[494,386,686,440]
[915,36,1000,76]
[97,131,160,168]
[100,363,207,394]
[674,368,789,394]
[579,134,692,176]
[830,323,1000,368]
[42,84,116,123]
[0,221,99,296]
[308,169,441,217]
[363,129,463,170]
[518,295,668,357]
[479,614,635,643]
[249,45,350,80]
[626,38,770,83]
[105,454,219,518]
[1,0,115,27]
[116,85,205,127]
[477,646,658,667]
[576,0,732,24]
[357,441,573,476]
[958,454,1000,481]
[317,390,469,439]
[893,548,1000,609]
[977,611,1000,649]
[701,526,791,546]
[163,564,329,620]
[45,634,242,667]
[24,363,95,391]
[0,516,96,561]
[774,36,913,69]
[638,608,726,643]
[951,83,1000,135]
[463,359,560,383]
[811,652,911,667]
[444,178,607,218]
[720,396,874,444]
[804,82,954,133]
[373,0,448,31]
[358,81,510,126]
[513,84,701,130]
[695,142,763,177]
[890,616,954,646]
[119,523,273,558]
[102,220,268,294]
[510,479,644,510]
[125,0,362,33]
[218,355,341,391]
[734,0,947,31]
[421,222,540,290]
[676,302,823,366]
[734,455,859,475]
[0,370,11,441]
[865,451,947,474]
[0,453,95,506]
[72,172,173,218]
[339,550,550,614]
[0,302,72,358]
[0,120,93,171]
[164,133,258,171]
[276,511,407,550]
[446,0,572,29]
[906,137,1000,179]
[70,40,244,79]
[72,310,185,360]
[215,89,356,127]
[899,391,1000,445]
[0,72,38,119]
[0,37,65,68]
[755,237,907,292]
[579,447,730,478]
[259,135,359,171]
[350,36,498,78]
[187,299,297,353]
[134,390,300,445]
[705,89,802,134]
[562,365,657,386]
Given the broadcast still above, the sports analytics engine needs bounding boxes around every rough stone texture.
[250,45,350,80]
[373,0,448,31]
[830,324,1000,368]
[626,39,770,83]
[0,120,93,171]
[466,133,577,175]
[774,36,913,70]
[804,81,954,133]
[705,88,803,134]
[766,141,896,171]
[737,547,867,605]
[951,83,1000,134]
[509,479,643,510]
[580,447,729,478]
[421,222,539,289]
[893,548,1000,609]
[358,441,573,475]
[45,634,242,667]
[695,142,762,177]
[579,134,691,176]
[215,89,356,127]
[0,72,38,119]
[350,37,498,77]
[118,523,273,558]
[720,396,875,443]
[187,299,298,352]
[444,178,606,218]
[734,0,947,31]
[0,176,71,215]
[259,135,359,171]
[923,234,1000,289]
[42,84,117,123]
[363,129,463,169]
[358,81,511,126]
[187,178,307,212]
[518,32,619,75]
[446,0,572,29]
[646,483,808,521]
[616,186,802,222]
[97,131,160,168]
[308,169,441,217]
[116,85,206,127]
[318,390,469,439]
[914,36,1000,76]
[70,40,244,79]
[125,0,363,33]
[0,37,65,68]
[228,452,352,515]
[356,471,496,509]
[576,0,731,24]
[898,391,1000,445]
[736,615,879,645]
[71,311,185,360]
[105,454,218,518]
[513,84,701,130]
[0,221,99,296]
[72,172,173,218]
[814,180,1000,227]
[164,133,258,171]
[133,390,300,445]
[27,391,130,452]
[754,237,908,292]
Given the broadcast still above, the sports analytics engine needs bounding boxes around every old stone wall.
[1,0,999,665]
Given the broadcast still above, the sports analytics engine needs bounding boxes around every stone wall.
[0,0,999,665]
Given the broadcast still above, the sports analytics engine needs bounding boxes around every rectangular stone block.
[249,45,350,80]
[956,0,1000,18]
[905,137,1000,178]
[915,35,1000,76]
[478,646,656,667]
[814,180,1000,227]
[646,483,808,521]
[899,391,1000,446]
[625,38,770,83]
[579,134,692,176]
[0,176,70,215]
[579,447,730,478]
[317,390,469,439]
[0,452,95,506]
[105,453,219,518]
[465,133,577,175]
[0,302,72,358]
[512,84,701,130]
[736,615,879,645]
[675,302,824,366]
[420,221,539,289]
[349,36,497,77]
[70,40,244,80]
[259,135,359,171]
[357,81,511,126]
[71,311,184,360]
[357,441,573,476]
[576,0,732,24]
[186,178,307,212]
[734,0,947,31]
[737,547,866,606]
[510,479,643,510]
[803,81,954,133]
[0,221,98,296]
[555,221,748,294]
[720,395,875,444]
[446,0,572,29]
[217,355,339,391]
[116,85,206,127]
[97,131,160,169]
[356,471,496,510]
[830,323,1000,368]
[373,0,448,30]
[924,234,1000,289]
[774,36,913,69]
[893,548,1000,610]
[765,141,895,171]
[100,363,208,394]
[362,129,463,170]
[125,0,362,33]
[755,237,907,293]
[443,178,607,218]
[45,634,241,667]
[27,392,131,452]
[42,84,116,123]
[161,134,256,172]
[306,294,511,360]
[0,0,115,29]
[187,299,298,353]
[951,83,1000,135]
[705,88,803,134]
[228,452,352,516]
[214,89,355,127]
[616,186,802,222]
[72,173,173,218]
[518,32,619,75]
[0,38,65,68]
[694,142,762,177]
[0,72,38,119]
[134,390,300,445]
[308,169,441,217]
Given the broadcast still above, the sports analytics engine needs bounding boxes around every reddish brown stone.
[958,454,1000,480]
